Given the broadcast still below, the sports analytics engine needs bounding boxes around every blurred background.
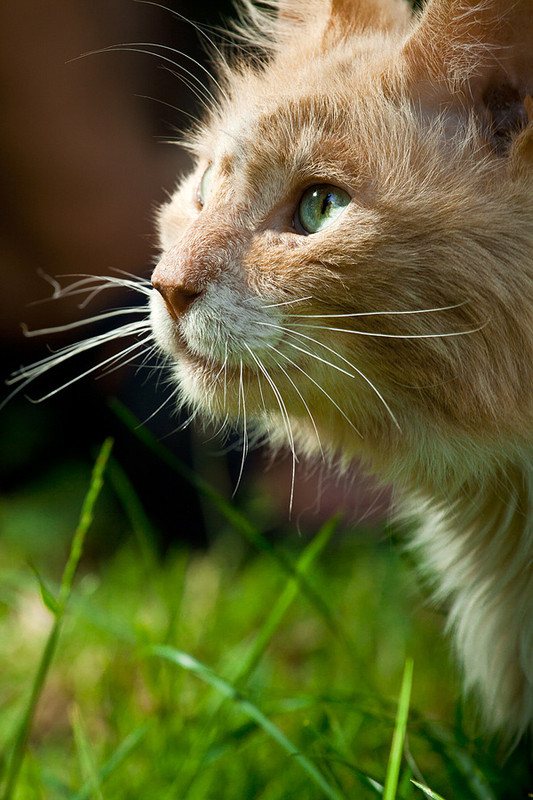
[0,0,390,555]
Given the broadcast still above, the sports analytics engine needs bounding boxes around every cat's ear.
[403,0,533,154]
[277,0,411,33]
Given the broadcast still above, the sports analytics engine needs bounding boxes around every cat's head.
[150,0,533,485]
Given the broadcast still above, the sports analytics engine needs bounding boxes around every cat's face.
[150,0,533,480]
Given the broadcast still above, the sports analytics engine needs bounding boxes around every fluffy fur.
[148,0,533,736]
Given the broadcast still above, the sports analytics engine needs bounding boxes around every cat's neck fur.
[412,454,533,735]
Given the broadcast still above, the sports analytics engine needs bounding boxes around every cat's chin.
[172,355,267,422]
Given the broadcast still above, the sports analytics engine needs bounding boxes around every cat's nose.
[151,274,204,320]
[151,248,206,320]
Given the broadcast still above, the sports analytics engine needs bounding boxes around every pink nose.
[151,274,203,320]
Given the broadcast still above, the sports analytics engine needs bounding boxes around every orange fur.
[150,0,533,736]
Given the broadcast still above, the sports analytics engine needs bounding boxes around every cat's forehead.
[198,35,398,183]
[202,82,371,189]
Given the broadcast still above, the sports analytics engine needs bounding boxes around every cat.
[7,0,532,738]
[147,0,533,737]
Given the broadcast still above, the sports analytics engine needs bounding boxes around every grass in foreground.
[0,421,531,799]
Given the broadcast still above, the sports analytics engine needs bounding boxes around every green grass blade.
[71,705,104,800]
[58,438,113,608]
[383,658,414,800]
[151,645,347,800]
[185,517,340,790]
[418,720,496,800]
[0,438,113,800]
[73,725,148,800]
[411,780,448,800]
[105,456,159,575]
[28,564,59,616]
[234,515,339,685]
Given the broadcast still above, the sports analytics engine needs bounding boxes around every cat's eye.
[198,164,214,208]
[296,184,350,234]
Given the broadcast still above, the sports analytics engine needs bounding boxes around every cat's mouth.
[150,286,287,377]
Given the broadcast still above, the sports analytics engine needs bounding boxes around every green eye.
[296,184,350,234]
[198,164,214,207]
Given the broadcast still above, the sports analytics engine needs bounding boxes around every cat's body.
[148,0,533,735]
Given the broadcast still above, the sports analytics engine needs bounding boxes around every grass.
[1,408,532,799]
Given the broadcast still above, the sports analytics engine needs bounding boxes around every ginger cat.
[10,0,530,738]
[149,0,533,735]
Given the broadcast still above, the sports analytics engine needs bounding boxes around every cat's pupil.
[321,194,332,215]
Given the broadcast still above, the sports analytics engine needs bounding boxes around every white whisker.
[265,343,363,440]
[26,336,153,404]
[243,343,298,511]
[233,360,249,496]
[76,44,220,114]
[21,307,148,337]
[290,321,488,339]
[8,321,151,382]
[30,273,152,308]
[268,344,324,459]
[287,302,468,319]
[261,296,313,309]
[206,412,231,442]
[133,3,233,85]
[97,341,156,380]
[147,388,193,433]
[257,320,400,430]
[98,340,160,380]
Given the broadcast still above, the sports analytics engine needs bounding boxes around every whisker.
[133,1,232,73]
[108,268,152,287]
[233,360,249,497]
[268,344,324,459]
[205,412,231,442]
[3,313,152,412]
[223,341,229,409]
[98,339,161,380]
[21,306,148,338]
[25,336,153,405]
[265,343,363,440]
[243,343,297,462]
[37,272,152,301]
[96,341,157,380]
[257,320,400,431]
[75,44,221,113]
[261,296,313,309]
[134,92,200,127]
[146,387,193,433]
[9,321,151,381]
[243,344,297,513]
[286,302,468,319]
[290,321,488,339]
[209,351,229,393]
